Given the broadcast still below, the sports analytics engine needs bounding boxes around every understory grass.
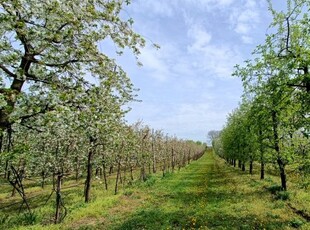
[0,150,309,229]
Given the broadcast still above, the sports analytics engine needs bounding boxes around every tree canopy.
[0,0,145,131]
[214,0,310,191]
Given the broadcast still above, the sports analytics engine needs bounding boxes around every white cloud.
[235,23,250,34]
[130,1,174,17]
[131,0,236,18]
[229,0,261,44]
[238,9,259,24]
[187,24,212,51]
[187,38,242,79]
[245,0,256,8]
[182,0,235,9]
[204,45,242,78]
[139,45,171,82]
[241,35,253,44]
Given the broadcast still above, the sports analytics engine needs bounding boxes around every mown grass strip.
[105,151,309,230]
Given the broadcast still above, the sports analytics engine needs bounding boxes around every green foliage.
[144,175,157,187]
[162,171,173,178]
[18,213,38,226]
[0,0,148,134]
[275,191,290,201]
[267,185,284,194]
[0,214,10,226]
[290,218,305,228]
[215,0,310,191]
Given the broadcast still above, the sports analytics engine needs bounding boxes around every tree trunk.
[242,163,245,171]
[122,164,127,188]
[12,161,25,197]
[277,158,287,191]
[272,110,287,190]
[259,129,265,180]
[95,167,99,177]
[8,166,32,217]
[152,139,156,173]
[109,165,113,175]
[119,169,123,185]
[260,162,265,180]
[55,172,63,224]
[249,161,253,175]
[130,165,134,181]
[84,148,94,203]
[0,131,3,153]
[114,158,121,195]
[162,159,166,177]
[4,159,9,179]
[103,160,108,190]
[171,148,175,172]
[140,163,146,181]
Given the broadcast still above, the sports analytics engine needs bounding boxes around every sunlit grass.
[1,150,309,229]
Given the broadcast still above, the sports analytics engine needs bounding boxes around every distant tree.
[207,130,221,148]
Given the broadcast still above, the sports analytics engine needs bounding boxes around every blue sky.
[108,0,282,142]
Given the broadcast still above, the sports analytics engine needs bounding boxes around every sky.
[106,0,284,143]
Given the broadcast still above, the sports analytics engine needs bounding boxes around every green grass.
[1,151,309,229]
[103,152,309,230]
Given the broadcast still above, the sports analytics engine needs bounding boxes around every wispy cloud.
[186,22,242,78]
[187,24,212,51]
[130,0,236,18]
[229,0,262,44]
[129,1,174,17]
[139,45,171,82]
[182,0,235,10]
[117,0,270,141]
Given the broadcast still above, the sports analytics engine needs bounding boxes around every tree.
[207,130,221,148]
[265,0,309,132]
[0,0,145,133]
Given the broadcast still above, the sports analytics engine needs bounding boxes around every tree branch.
[37,59,80,67]
[286,17,290,53]
[19,123,44,133]
[0,64,17,78]
[19,104,54,123]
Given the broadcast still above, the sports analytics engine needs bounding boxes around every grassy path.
[89,151,307,230]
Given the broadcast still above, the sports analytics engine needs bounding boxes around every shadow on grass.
[109,155,293,230]
[111,207,290,230]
